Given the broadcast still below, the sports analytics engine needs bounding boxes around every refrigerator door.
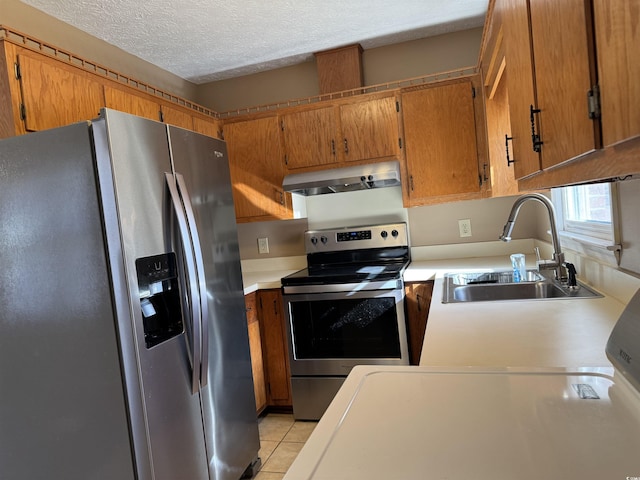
[168,125,261,480]
[0,123,136,479]
[96,109,209,480]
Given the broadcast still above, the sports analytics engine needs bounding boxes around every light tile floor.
[253,413,317,480]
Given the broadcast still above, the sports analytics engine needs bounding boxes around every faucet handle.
[534,247,541,266]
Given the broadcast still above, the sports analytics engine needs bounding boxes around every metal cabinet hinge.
[587,85,601,119]
[395,101,400,112]
[14,62,21,80]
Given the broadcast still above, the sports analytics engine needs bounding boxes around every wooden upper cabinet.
[503,0,598,177]
[593,0,640,147]
[339,96,400,163]
[401,79,481,205]
[224,116,292,222]
[529,0,599,170]
[192,116,221,139]
[17,53,104,132]
[280,105,339,170]
[161,104,194,130]
[501,0,540,179]
[104,85,160,121]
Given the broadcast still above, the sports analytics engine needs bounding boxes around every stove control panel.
[305,223,408,252]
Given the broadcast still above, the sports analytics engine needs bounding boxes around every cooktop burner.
[282,223,410,287]
[281,261,408,286]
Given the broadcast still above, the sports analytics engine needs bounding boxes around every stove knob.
[381,230,388,239]
[310,236,318,245]
[392,229,399,238]
[320,236,328,244]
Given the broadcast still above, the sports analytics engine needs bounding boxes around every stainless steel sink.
[442,271,601,303]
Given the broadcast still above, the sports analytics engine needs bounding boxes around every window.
[551,182,620,264]
[556,183,614,241]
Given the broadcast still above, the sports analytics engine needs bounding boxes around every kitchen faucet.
[499,193,571,284]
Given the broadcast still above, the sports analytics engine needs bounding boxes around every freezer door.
[96,109,209,480]
[0,123,136,479]
[168,125,260,480]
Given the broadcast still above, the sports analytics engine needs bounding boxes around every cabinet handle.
[331,139,336,156]
[344,138,349,154]
[279,191,284,205]
[529,105,543,153]
[505,135,515,166]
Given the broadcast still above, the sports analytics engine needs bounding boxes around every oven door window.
[290,296,401,359]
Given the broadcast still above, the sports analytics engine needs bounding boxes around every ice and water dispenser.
[136,253,184,348]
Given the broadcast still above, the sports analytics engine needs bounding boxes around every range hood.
[282,160,402,196]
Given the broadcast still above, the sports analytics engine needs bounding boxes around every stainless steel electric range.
[281,223,411,420]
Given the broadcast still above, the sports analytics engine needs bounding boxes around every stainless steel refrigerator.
[0,108,260,480]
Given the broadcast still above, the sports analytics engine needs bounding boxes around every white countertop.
[283,364,640,480]
[405,256,625,367]
[241,256,306,295]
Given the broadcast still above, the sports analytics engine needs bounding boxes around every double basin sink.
[442,270,601,303]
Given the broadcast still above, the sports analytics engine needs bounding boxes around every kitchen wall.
[2,0,198,99]
[238,189,539,260]
[197,28,483,113]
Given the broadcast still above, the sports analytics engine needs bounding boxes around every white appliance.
[283,289,640,479]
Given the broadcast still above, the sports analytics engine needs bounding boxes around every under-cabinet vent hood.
[282,160,402,196]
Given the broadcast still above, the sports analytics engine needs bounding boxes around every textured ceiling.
[20,0,487,84]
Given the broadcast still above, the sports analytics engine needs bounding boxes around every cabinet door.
[529,0,599,170]
[501,0,541,179]
[192,116,221,139]
[339,96,400,163]
[594,0,640,147]
[280,106,339,170]
[402,80,480,203]
[245,293,267,413]
[485,71,519,197]
[104,85,160,121]
[404,282,433,366]
[258,289,292,406]
[224,116,292,222]
[161,104,194,130]
[17,53,104,131]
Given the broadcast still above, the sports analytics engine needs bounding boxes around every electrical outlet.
[257,237,269,254]
[458,219,472,238]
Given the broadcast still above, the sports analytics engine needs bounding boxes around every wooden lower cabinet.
[245,292,267,414]
[404,281,434,365]
[258,289,292,407]
[244,289,292,411]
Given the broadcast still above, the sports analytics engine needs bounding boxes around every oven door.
[283,288,410,377]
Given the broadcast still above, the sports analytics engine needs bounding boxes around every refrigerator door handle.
[175,173,209,389]
[165,172,202,395]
